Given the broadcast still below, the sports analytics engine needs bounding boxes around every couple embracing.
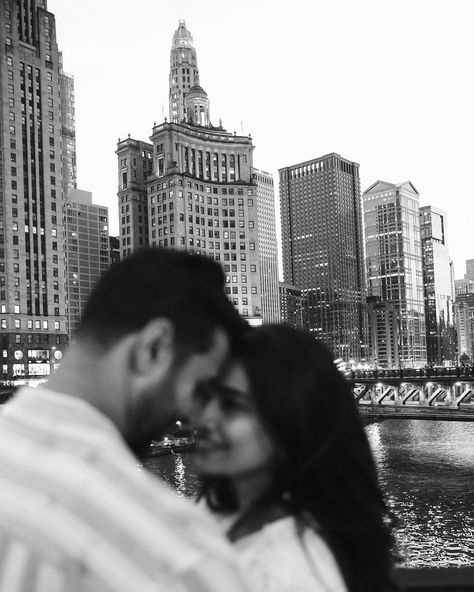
[0,248,395,592]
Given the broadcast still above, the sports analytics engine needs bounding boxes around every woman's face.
[193,362,278,481]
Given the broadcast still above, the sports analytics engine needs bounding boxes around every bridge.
[348,368,474,421]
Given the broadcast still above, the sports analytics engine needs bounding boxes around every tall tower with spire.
[169,20,200,123]
[117,20,280,324]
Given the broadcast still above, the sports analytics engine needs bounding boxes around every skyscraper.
[419,206,456,365]
[366,296,399,368]
[117,21,278,323]
[363,181,427,367]
[64,189,110,339]
[466,259,474,285]
[116,138,153,255]
[1,0,70,379]
[252,168,280,322]
[279,282,307,329]
[169,20,200,124]
[279,153,366,361]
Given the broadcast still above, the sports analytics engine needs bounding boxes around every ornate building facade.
[0,0,70,379]
[117,21,279,322]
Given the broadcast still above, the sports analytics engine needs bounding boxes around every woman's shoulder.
[234,515,347,592]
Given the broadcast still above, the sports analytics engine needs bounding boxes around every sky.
[48,0,474,279]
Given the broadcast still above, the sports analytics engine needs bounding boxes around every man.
[0,248,251,592]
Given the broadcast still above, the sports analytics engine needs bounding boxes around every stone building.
[117,21,279,322]
[0,0,70,379]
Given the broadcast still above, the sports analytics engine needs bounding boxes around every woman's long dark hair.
[200,324,396,592]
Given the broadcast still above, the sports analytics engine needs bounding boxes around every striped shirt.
[0,387,253,592]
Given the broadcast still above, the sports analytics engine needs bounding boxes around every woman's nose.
[195,399,221,430]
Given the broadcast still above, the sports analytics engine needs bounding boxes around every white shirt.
[0,387,253,592]
[212,512,347,592]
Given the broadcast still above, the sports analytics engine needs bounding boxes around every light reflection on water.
[365,419,474,567]
[142,420,474,567]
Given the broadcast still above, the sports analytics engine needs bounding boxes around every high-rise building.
[454,293,474,364]
[59,54,76,196]
[279,282,307,329]
[455,278,474,296]
[466,259,474,284]
[363,181,427,367]
[1,0,70,380]
[366,296,399,368]
[453,260,474,364]
[169,20,200,124]
[117,21,278,322]
[64,189,110,339]
[116,138,152,254]
[109,236,120,267]
[419,206,456,365]
[279,153,367,361]
[252,168,279,322]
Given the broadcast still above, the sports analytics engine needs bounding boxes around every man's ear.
[131,318,175,379]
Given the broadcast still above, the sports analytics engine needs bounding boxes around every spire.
[169,20,200,123]
[171,20,195,50]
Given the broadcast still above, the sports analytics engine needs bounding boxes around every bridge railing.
[393,566,474,591]
[346,366,474,380]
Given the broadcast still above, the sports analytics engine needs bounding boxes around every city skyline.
[48,0,473,278]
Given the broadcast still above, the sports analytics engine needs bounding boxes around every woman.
[194,324,396,592]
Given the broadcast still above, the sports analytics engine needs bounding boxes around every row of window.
[0,319,61,330]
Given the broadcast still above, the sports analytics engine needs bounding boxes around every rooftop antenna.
[162,104,165,120]
[240,121,243,135]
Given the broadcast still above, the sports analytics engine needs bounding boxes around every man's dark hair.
[76,247,247,352]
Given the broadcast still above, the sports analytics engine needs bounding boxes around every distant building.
[116,21,275,322]
[0,0,70,379]
[279,153,367,361]
[64,190,110,338]
[252,169,279,323]
[116,139,152,253]
[363,181,427,368]
[455,278,474,296]
[279,282,307,329]
[109,236,120,266]
[466,259,474,284]
[454,294,474,363]
[455,259,474,295]
[419,206,456,366]
[366,296,399,368]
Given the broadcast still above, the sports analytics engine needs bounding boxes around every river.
[142,419,474,567]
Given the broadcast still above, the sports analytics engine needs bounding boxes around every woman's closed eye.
[217,385,253,413]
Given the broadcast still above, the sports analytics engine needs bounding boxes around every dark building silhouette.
[279,153,367,361]
[279,282,307,330]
